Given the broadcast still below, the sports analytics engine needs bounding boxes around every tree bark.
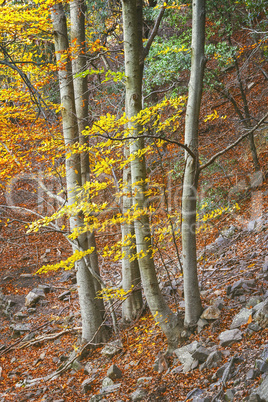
[122,0,182,349]
[70,0,105,316]
[51,2,107,344]
[181,0,205,327]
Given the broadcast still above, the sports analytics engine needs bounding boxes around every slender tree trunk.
[122,0,182,349]
[233,56,261,172]
[122,143,143,322]
[182,0,205,328]
[121,0,144,323]
[70,0,105,316]
[51,2,107,344]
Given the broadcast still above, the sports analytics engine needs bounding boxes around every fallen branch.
[18,327,81,349]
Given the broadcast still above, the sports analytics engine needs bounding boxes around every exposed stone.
[197,318,209,333]
[230,308,252,329]
[246,297,263,308]
[71,359,83,371]
[192,346,210,363]
[10,323,31,337]
[58,291,71,301]
[25,288,45,307]
[106,364,122,380]
[202,350,223,370]
[173,345,198,373]
[90,383,121,401]
[255,375,268,400]
[255,359,268,373]
[137,377,153,385]
[185,388,203,400]
[81,377,93,393]
[102,377,114,388]
[37,284,51,294]
[201,306,221,320]
[261,344,268,362]
[254,299,268,328]
[131,388,147,401]
[248,394,261,402]
[153,353,168,373]
[219,329,243,347]
[246,369,260,380]
[101,339,123,358]
[263,256,268,272]
[224,388,235,401]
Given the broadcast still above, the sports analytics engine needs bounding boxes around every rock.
[261,344,268,362]
[37,284,51,294]
[248,394,261,402]
[246,297,263,308]
[137,377,153,385]
[248,322,262,332]
[106,364,122,380]
[102,377,114,388]
[246,369,260,380]
[89,384,121,401]
[173,345,198,373]
[224,388,235,401]
[215,363,229,379]
[203,350,223,369]
[197,318,209,333]
[71,359,83,371]
[255,374,268,400]
[170,366,183,374]
[84,362,97,376]
[81,377,94,393]
[248,219,262,232]
[10,324,31,337]
[14,312,28,320]
[131,388,147,401]
[185,388,203,400]
[101,339,123,358]
[255,359,268,373]
[219,329,242,347]
[222,225,237,238]
[25,288,45,307]
[20,273,34,278]
[192,346,210,363]
[254,299,268,328]
[153,353,168,373]
[213,297,225,310]
[263,256,268,273]
[201,306,221,320]
[230,308,252,329]
[58,291,71,300]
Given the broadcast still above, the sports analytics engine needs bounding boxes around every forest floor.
[0,136,268,401]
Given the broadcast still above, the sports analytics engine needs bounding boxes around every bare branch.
[199,111,268,172]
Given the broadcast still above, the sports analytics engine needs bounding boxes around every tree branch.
[199,111,268,172]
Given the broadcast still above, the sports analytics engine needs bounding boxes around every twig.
[18,328,81,349]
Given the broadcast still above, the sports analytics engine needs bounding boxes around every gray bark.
[51,2,107,344]
[122,0,182,348]
[122,143,143,322]
[181,0,205,327]
[70,0,105,315]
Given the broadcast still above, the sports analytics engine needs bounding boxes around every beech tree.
[51,2,107,344]
[121,0,183,348]
[181,0,205,327]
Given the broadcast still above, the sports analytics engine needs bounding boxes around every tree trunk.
[182,0,205,328]
[70,0,105,317]
[51,2,107,344]
[122,0,182,349]
[122,142,143,323]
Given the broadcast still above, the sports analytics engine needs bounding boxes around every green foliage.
[144,36,191,96]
